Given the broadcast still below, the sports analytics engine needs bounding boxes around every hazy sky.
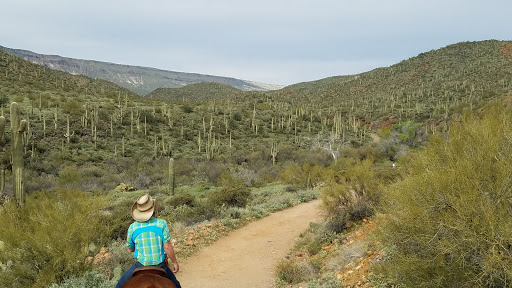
[1,0,510,86]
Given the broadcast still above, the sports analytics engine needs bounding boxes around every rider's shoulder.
[154,217,167,226]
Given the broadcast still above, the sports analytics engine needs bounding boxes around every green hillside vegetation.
[0,45,273,96]
[151,40,512,134]
[277,40,512,125]
[0,40,511,287]
[148,82,245,103]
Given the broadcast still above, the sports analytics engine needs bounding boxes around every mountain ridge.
[149,40,512,127]
[0,45,284,96]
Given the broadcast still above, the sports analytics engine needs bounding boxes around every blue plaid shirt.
[126,217,171,266]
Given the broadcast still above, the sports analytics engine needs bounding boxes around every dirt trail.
[177,200,323,288]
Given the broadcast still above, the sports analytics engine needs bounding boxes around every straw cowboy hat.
[131,193,156,222]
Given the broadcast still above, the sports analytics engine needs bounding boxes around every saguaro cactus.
[0,116,5,142]
[169,157,175,195]
[10,102,27,206]
[0,115,5,192]
[271,142,278,165]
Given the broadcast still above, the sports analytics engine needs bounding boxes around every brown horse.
[121,267,178,288]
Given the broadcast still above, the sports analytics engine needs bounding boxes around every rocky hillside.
[0,45,283,96]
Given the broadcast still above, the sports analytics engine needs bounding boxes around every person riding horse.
[115,194,181,288]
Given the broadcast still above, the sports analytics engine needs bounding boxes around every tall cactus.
[10,102,27,206]
[169,157,175,195]
[0,115,5,142]
[271,142,278,165]
[0,115,5,192]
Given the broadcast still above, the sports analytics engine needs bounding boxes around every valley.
[0,40,511,287]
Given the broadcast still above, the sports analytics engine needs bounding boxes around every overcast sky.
[1,0,510,86]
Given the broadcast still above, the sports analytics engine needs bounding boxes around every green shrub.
[13,94,24,102]
[374,105,512,287]
[280,163,325,188]
[325,209,349,234]
[208,176,251,208]
[275,259,304,284]
[307,239,323,255]
[49,271,114,288]
[321,158,382,227]
[166,193,197,207]
[247,205,268,218]
[306,272,344,288]
[58,165,82,186]
[0,190,110,288]
[93,240,134,281]
[226,207,246,219]
[104,198,134,241]
[160,201,216,226]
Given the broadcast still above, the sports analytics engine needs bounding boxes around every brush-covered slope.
[276,40,512,126]
[147,40,512,130]
[0,40,511,199]
[0,45,283,96]
[0,50,136,99]
[0,50,345,196]
[147,82,245,102]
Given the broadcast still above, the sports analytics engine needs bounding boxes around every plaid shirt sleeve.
[126,223,135,249]
[161,220,171,243]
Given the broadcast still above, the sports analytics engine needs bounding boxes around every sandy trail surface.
[177,200,323,288]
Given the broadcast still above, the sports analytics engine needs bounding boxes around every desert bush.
[230,166,258,187]
[175,157,197,178]
[57,164,82,187]
[377,136,400,161]
[275,259,305,284]
[207,175,251,208]
[93,240,134,281]
[246,205,268,218]
[13,94,24,102]
[307,239,323,255]
[49,271,114,288]
[322,158,382,225]
[324,241,367,271]
[280,163,325,188]
[160,201,216,226]
[293,148,333,167]
[225,206,247,219]
[374,105,512,287]
[276,258,318,285]
[181,104,194,113]
[166,193,197,208]
[103,197,135,241]
[199,161,227,183]
[0,190,110,288]
[306,273,344,288]
[324,208,349,234]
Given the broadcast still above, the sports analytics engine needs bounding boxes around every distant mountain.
[0,45,284,96]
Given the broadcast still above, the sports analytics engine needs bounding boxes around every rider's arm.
[164,241,179,273]
[126,223,135,253]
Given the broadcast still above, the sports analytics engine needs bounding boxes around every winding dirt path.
[177,200,323,288]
